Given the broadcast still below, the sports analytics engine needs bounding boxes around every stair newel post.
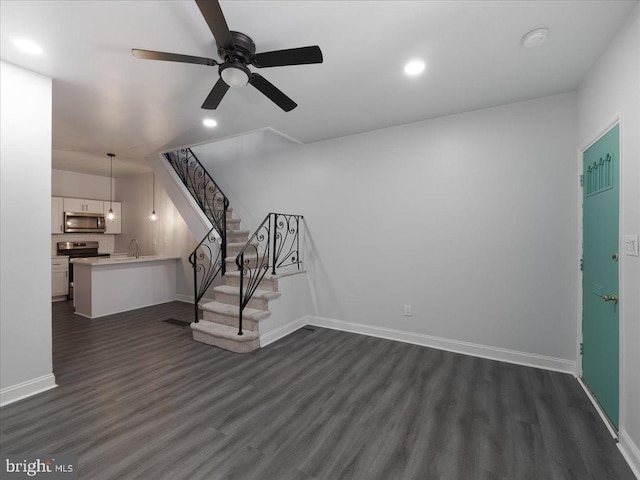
[221,197,228,276]
[188,250,199,324]
[271,213,277,275]
[296,215,301,271]
[193,259,199,323]
[237,252,244,336]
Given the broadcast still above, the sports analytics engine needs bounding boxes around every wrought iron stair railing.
[188,227,223,324]
[164,148,229,321]
[163,148,305,334]
[164,148,228,254]
[235,213,304,335]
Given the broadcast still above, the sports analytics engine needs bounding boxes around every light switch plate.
[624,234,639,256]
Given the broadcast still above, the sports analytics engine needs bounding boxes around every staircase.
[163,148,304,353]
[191,210,282,353]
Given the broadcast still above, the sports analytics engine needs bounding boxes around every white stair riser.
[215,291,268,311]
[201,312,260,332]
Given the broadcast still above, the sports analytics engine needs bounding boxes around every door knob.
[602,294,618,304]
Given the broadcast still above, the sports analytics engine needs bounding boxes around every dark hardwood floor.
[0,300,634,479]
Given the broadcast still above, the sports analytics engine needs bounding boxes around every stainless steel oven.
[56,242,110,299]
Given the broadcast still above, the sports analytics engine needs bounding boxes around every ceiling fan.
[132,0,323,112]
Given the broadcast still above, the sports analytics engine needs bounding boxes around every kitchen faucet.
[128,238,139,259]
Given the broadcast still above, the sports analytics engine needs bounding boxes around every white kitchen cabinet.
[52,257,69,299]
[52,196,64,234]
[103,201,122,234]
[63,197,104,214]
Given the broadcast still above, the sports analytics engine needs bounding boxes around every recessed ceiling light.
[13,38,43,55]
[521,28,549,48]
[203,118,217,128]
[404,60,426,76]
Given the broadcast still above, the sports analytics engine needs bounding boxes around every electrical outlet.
[404,305,412,317]
[625,234,639,256]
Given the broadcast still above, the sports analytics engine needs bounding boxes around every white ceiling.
[1,0,637,177]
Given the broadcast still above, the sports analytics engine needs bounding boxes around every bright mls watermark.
[2,455,77,479]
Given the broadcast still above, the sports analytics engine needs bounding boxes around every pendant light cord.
[110,155,113,209]
[149,172,158,222]
[106,153,115,214]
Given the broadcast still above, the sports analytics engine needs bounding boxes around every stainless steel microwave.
[64,211,106,233]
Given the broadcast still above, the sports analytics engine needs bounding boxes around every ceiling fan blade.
[201,78,230,109]
[195,0,235,51]
[131,49,218,66]
[249,73,297,112]
[252,46,323,68]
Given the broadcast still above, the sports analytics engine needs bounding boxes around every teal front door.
[582,124,620,428]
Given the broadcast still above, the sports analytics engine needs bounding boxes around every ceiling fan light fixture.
[220,62,250,88]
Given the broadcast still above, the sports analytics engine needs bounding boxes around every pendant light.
[149,173,158,222]
[106,153,115,221]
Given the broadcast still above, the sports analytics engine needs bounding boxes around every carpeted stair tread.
[191,321,258,341]
[191,322,260,352]
[228,241,255,249]
[225,269,306,280]
[213,285,281,300]
[227,229,250,236]
[201,301,271,321]
[226,252,260,261]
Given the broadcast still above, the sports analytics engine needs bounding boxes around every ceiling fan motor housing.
[218,31,256,63]
[217,31,255,87]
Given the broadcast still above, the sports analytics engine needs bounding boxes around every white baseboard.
[260,317,307,348]
[1,374,57,407]
[619,430,640,479]
[305,316,576,374]
[175,294,193,304]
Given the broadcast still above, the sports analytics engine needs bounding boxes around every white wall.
[0,61,56,405]
[114,172,196,298]
[578,3,640,471]
[193,92,579,369]
[52,168,112,200]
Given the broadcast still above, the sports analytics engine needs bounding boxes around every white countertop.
[72,254,179,318]
[71,255,180,266]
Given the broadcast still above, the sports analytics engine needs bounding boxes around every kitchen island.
[72,255,180,319]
